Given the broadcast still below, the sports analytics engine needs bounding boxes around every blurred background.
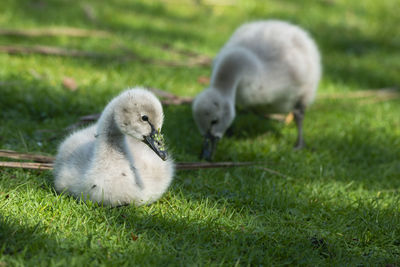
[0,0,399,155]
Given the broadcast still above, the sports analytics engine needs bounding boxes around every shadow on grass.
[0,216,58,258]
[1,171,399,265]
[315,22,399,89]
[310,128,400,186]
[4,0,205,44]
[0,171,296,264]
[0,204,304,265]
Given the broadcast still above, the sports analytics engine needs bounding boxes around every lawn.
[1,0,400,265]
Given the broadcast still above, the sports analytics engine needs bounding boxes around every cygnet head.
[192,88,235,161]
[113,88,167,160]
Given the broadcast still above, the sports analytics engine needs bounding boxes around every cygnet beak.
[200,130,219,161]
[143,123,167,161]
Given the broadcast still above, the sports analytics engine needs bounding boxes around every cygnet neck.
[210,47,260,101]
[94,97,145,189]
[96,100,129,152]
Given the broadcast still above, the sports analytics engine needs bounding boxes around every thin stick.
[318,88,399,99]
[0,28,211,63]
[0,150,54,163]
[0,151,275,173]
[0,28,110,38]
[0,45,105,58]
[0,160,261,171]
[176,161,257,170]
[0,45,210,67]
[0,159,289,177]
[359,94,400,105]
[0,161,53,170]
[0,150,288,176]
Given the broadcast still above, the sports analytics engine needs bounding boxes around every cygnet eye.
[141,115,149,121]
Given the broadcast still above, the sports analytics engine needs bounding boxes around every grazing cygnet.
[53,88,174,206]
[192,20,321,160]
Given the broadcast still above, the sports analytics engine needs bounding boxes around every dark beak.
[200,131,219,161]
[143,124,167,161]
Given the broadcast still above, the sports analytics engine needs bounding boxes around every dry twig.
[0,150,284,175]
[0,160,262,172]
[318,88,399,100]
[0,149,54,163]
[0,27,210,62]
[0,24,212,67]
[0,44,211,67]
[0,161,53,170]
[0,45,105,58]
[176,161,256,170]
[0,28,110,38]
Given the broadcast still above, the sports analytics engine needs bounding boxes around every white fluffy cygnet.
[192,20,322,160]
[53,87,174,206]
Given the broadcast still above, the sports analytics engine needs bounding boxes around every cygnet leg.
[293,102,306,149]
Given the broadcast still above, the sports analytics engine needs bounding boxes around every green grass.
[1,0,400,265]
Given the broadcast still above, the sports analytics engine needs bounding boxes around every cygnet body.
[192,20,321,160]
[53,88,174,206]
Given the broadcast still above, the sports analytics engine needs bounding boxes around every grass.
[1,0,400,265]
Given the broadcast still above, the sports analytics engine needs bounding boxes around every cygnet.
[53,87,174,206]
[192,20,321,160]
